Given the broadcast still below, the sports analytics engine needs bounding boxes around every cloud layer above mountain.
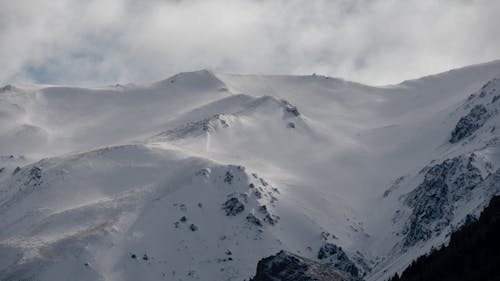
[1,0,499,85]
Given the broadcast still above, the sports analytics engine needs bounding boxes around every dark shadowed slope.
[388,195,500,281]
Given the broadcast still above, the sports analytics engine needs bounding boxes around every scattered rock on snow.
[189,224,198,231]
[246,213,263,227]
[222,197,245,216]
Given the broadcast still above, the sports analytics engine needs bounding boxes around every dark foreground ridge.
[250,250,349,281]
[389,195,500,281]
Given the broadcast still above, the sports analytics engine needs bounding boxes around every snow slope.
[1,61,500,281]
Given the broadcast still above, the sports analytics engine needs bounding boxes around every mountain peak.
[156,69,227,91]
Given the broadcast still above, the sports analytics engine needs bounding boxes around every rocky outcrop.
[450,78,499,143]
[221,197,245,216]
[282,100,300,117]
[317,243,359,278]
[400,152,500,247]
[402,155,483,246]
[153,114,231,141]
[389,195,500,281]
[250,251,348,281]
[450,105,490,143]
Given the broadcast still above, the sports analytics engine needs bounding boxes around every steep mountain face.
[389,195,500,281]
[1,62,500,281]
[450,78,499,143]
[401,153,490,247]
[0,145,284,281]
[250,251,351,281]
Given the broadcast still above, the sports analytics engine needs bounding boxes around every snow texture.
[1,62,500,281]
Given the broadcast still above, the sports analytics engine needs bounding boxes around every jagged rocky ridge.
[450,78,499,143]
[317,243,360,278]
[388,195,500,281]
[249,250,350,281]
[384,78,500,251]
[399,153,500,247]
[450,105,490,143]
[150,94,304,142]
[153,114,231,141]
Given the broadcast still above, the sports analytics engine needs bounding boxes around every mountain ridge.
[1,60,500,281]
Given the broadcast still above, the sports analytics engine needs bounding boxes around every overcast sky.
[1,0,500,86]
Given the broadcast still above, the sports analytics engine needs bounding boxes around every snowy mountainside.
[367,75,500,281]
[0,145,283,280]
[1,61,500,281]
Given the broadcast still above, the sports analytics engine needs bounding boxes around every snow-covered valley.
[1,61,500,281]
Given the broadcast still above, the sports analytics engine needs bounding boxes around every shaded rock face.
[317,243,359,278]
[250,251,348,281]
[450,78,500,144]
[246,213,263,227]
[153,114,230,141]
[391,195,500,281]
[221,197,245,216]
[450,104,490,143]
[282,100,300,117]
[401,154,499,247]
[17,166,43,187]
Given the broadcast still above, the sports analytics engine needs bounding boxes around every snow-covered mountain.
[1,61,500,281]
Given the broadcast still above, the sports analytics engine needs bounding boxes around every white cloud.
[0,0,499,85]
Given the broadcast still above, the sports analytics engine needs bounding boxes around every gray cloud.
[1,0,499,85]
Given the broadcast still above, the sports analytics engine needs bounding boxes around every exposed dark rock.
[492,95,500,103]
[189,224,198,231]
[224,171,234,184]
[142,254,149,261]
[20,166,42,186]
[202,115,228,132]
[250,250,348,281]
[259,205,279,225]
[320,231,330,241]
[259,178,269,187]
[282,100,300,117]
[317,243,359,278]
[246,213,263,227]
[401,154,492,247]
[450,104,490,143]
[390,195,500,281]
[383,176,405,198]
[180,216,187,222]
[154,114,229,141]
[222,197,245,216]
[12,166,21,175]
[263,213,279,225]
[259,205,268,213]
[254,190,262,198]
